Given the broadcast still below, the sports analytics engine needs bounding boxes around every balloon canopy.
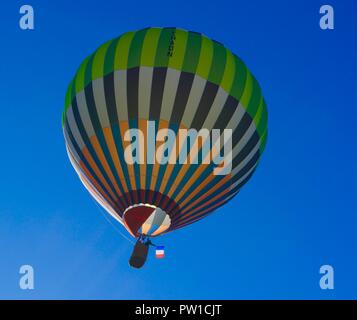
[62,27,268,238]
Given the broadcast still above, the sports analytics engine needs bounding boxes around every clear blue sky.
[0,0,356,299]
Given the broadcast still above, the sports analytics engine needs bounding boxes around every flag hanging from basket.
[155,246,165,259]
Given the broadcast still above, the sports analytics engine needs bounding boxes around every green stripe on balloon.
[220,49,236,93]
[84,54,95,89]
[196,35,214,80]
[92,40,112,80]
[140,28,162,67]
[114,31,135,70]
[256,100,268,137]
[229,54,247,103]
[75,55,90,93]
[246,76,262,116]
[207,40,227,85]
[127,28,149,69]
[104,36,121,76]
[167,28,188,70]
[239,70,253,110]
[154,27,175,67]
[182,31,202,74]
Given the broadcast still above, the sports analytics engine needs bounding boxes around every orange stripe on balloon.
[157,125,185,196]
[79,160,120,212]
[89,135,124,200]
[178,174,231,214]
[119,121,138,203]
[166,132,212,199]
[138,119,148,195]
[80,171,122,217]
[81,147,119,203]
[173,163,210,203]
[149,119,166,192]
[102,127,130,205]
[179,184,232,217]
[167,132,222,202]
[173,191,237,229]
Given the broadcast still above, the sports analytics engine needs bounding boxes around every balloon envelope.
[62,27,268,237]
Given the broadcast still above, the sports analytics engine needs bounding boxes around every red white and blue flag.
[155,246,165,259]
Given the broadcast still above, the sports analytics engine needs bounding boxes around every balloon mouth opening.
[123,203,162,215]
[123,204,171,237]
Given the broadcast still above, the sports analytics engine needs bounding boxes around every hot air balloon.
[62,27,268,268]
